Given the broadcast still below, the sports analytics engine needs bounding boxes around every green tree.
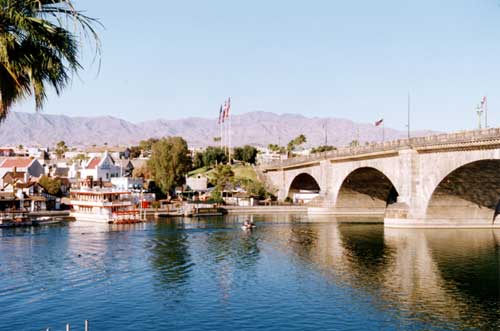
[311,145,337,153]
[192,152,204,169]
[240,179,267,199]
[0,0,100,120]
[73,153,89,162]
[287,134,307,156]
[133,164,151,179]
[148,137,191,195]
[129,145,142,158]
[268,144,286,154]
[349,140,359,147]
[38,176,62,196]
[211,164,235,192]
[139,138,159,152]
[202,146,227,167]
[210,190,224,204]
[233,145,258,164]
[54,140,68,159]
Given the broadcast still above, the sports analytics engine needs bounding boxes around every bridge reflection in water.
[251,217,500,329]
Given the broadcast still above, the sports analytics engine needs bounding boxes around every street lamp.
[475,104,483,130]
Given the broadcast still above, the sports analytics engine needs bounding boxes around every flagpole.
[324,120,328,146]
[225,112,229,158]
[219,115,222,149]
[485,97,488,128]
[382,121,385,143]
[229,113,232,164]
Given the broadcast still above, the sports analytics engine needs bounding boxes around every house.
[116,159,134,177]
[186,175,208,192]
[0,158,44,187]
[80,151,121,182]
[1,171,26,192]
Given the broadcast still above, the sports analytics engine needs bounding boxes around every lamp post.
[475,104,483,130]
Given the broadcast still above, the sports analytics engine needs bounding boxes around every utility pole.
[407,92,411,140]
[482,96,488,128]
[476,104,483,130]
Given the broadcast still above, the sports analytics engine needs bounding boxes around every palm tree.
[287,134,307,156]
[0,0,100,120]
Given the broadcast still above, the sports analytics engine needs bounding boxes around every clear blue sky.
[13,0,500,132]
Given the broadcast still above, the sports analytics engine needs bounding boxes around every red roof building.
[0,158,33,168]
[0,158,44,189]
[86,157,101,170]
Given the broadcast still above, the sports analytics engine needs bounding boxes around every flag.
[218,105,223,124]
[481,96,487,108]
[225,97,231,119]
[222,101,227,120]
[375,119,384,126]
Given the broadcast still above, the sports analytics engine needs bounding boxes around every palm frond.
[0,0,101,120]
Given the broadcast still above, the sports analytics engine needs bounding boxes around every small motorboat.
[32,217,63,226]
[241,222,256,230]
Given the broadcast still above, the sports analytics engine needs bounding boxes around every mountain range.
[0,111,435,148]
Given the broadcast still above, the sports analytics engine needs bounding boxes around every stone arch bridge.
[261,128,500,228]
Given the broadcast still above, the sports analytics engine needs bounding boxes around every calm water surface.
[1,214,500,330]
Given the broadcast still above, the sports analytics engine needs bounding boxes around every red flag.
[375,119,383,126]
[225,97,231,119]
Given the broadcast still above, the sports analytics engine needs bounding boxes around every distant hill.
[0,111,436,148]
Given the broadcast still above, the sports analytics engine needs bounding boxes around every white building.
[186,175,208,192]
[27,147,48,159]
[80,151,121,181]
[256,147,288,165]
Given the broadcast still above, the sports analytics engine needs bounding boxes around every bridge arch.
[335,167,399,212]
[287,173,321,204]
[425,159,500,223]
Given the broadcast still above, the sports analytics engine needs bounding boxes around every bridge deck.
[262,127,500,170]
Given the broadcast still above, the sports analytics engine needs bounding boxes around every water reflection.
[414,229,500,330]
[253,219,500,330]
[149,220,193,290]
[315,225,500,330]
[2,216,500,330]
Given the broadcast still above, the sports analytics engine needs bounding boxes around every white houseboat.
[70,188,142,224]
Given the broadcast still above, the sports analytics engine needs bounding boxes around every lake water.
[1,214,499,330]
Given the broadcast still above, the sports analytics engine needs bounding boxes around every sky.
[12,0,500,132]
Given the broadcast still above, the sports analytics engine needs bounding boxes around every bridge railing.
[262,127,500,169]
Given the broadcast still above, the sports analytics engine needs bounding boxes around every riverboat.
[69,188,143,224]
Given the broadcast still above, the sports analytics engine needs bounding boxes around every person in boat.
[243,220,255,229]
